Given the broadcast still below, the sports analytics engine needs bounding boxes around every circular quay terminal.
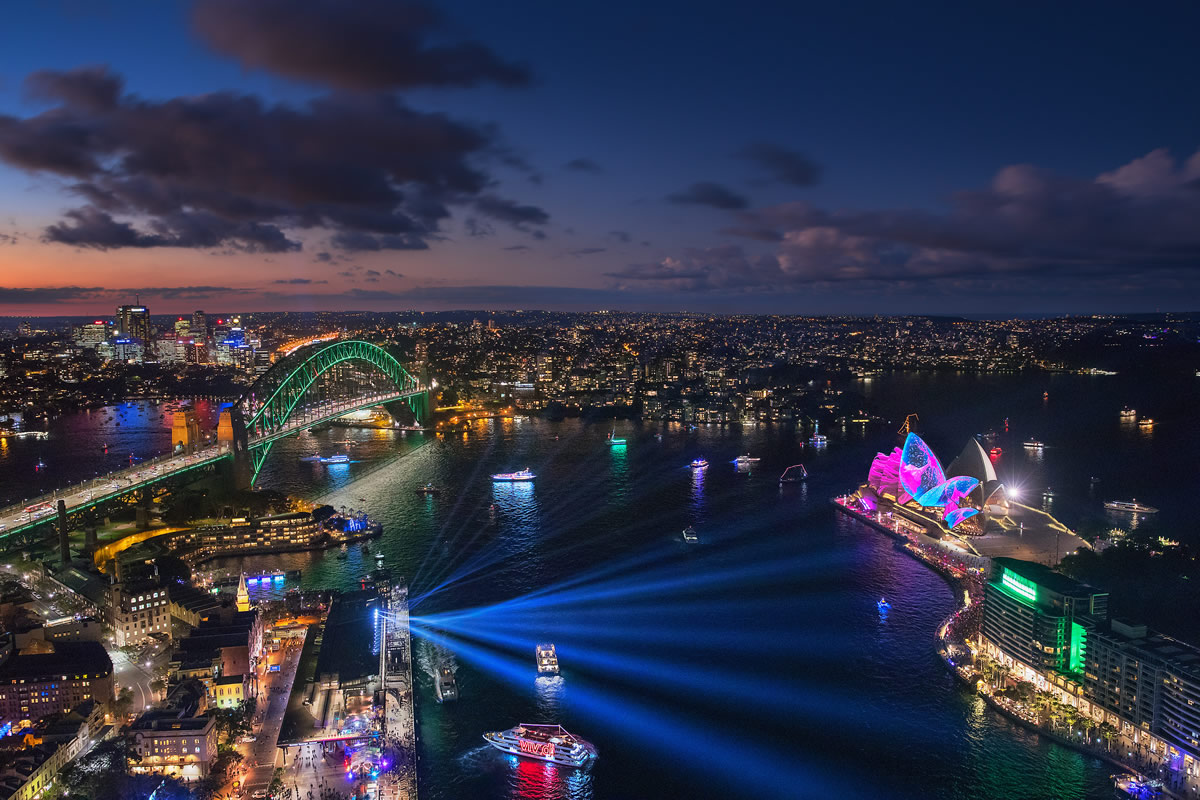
[1,3,1200,800]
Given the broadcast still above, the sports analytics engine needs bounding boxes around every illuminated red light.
[518,739,555,758]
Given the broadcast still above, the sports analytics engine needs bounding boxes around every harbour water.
[3,371,1197,798]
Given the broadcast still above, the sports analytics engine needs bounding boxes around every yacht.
[689,458,708,470]
[483,724,597,768]
[808,422,828,447]
[733,454,761,466]
[682,525,698,543]
[536,643,560,675]
[989,447,1002,457]
[434,667,458,702]
[1104,499,1159,514]
[1119,407,1137,420]
[492,468,535,482]
[319,454,351,464]
[779,464,807,484]
[1023,438,1045,449]
[607,427,626,446]
[1138,418,1155,428]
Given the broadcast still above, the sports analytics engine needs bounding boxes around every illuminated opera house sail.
[864,434,1008,531]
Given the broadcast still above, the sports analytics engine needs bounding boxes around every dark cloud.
[503,244,530,251]
[564,157,603,174]
[0,286,105,303]
[273,278,327,285]
[192,0,531,90]
[0,233,19,245]
[738,142,821,187]
[0,67,546,253]
[385,269,402,277]
[608,230,631,243]
[666,181,749,210]
[315,252,333,262]
[568,247,606,256]
[464,216,494,237]
[633,148,1200,292]
[365,269,381,277]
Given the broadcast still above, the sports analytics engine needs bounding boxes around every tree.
[112,686,135,720]
[1100,723,1119,752]
[149,678,166,697]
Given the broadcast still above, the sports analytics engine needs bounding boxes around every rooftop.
[0,641,111,681]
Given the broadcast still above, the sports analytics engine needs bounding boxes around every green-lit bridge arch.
[226,339,430,484]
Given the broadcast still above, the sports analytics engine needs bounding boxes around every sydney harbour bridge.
[0,339,430,546]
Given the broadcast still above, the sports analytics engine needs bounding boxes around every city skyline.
[2,2,1199,316]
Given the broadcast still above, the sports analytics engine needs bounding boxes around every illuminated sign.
[518,738,555,758]
[1001,571,1037,602]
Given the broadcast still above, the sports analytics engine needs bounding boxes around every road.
[234,636,306,797]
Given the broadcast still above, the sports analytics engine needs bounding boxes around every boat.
[733,454,760,466]
[989,447,1002,457]
[779,464,807,484]
[1104,499,1159,514]
[536,643,560,675]
[434,667,458,703]
[336,550,348,560]
[689,458,708,470]
[1138,418,1155,428]
[415,483,441,495]
[299,454,322,462]
[1042,487,1057,498]
[492,468,535,482]
[607,427,626,446]
[1023,438,1044,449]
[319,454,351,464]
[1119,407,1137,419]
[681,525,698,543]
[877,597,890,612]
[483,724,597,768]
[808,422,827,447]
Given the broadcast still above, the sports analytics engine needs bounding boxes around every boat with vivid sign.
[483,723,597,767]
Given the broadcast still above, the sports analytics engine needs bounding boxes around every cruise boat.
[536,643,560,675]
[607,428,626,446]
[733,454,760,466]
[779,464,807,484]
[808,422,828,447]
[1104,499,1159,514]
[415,483,441,495]
[434,667,458,703]
[319,454,351,464]
[1119,406,1137,419]
[689,458,708,470]
[1138,418,1155,428]
[492,468,535,482]
[483,724,597,768]
[1023,438,1044,449]
[681,525,698,543]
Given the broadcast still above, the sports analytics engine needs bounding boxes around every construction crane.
[898,413,919,435]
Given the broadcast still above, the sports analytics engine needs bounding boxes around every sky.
[1,0,1199,316]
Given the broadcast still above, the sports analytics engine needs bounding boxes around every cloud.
[0,286,105,303]
[738,142,821,187]
[124,285,241,299]
[638,148,1200,293]
[464,216,494,237]
[666,181,749,210]
[608,230,631,243]
[564,157,603,173]
[0,67,545,253]
[503,244,530,251]
[314,252,333,262]
[191,0,530,90]
[568,247,606,256]
[273,278,328,285]
[385,269,402,277]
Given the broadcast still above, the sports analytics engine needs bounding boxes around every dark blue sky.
[1,1,1198,314]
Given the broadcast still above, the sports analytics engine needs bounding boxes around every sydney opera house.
[859,433,1010,535]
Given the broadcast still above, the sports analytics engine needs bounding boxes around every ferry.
[1023,438,1045,449]
[733,454,760,466]
[492,468,535,482]
[483,724,597,768]
[779,464,807,484]
[415,483,441,495]
[434,667,458,703]
[808,422,828,447]
[536,643,560,675]
[1138,418,1155,428]
[689,458,708,470]
[1104,499,1159,514]
[682,525,698,543]
[607,428,626,446]
[319,454,351,464]
[1119,407,1137,420]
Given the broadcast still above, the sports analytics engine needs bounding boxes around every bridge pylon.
[217,406,252,491]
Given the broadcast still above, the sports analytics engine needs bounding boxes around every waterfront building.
[0,641,114,723]
[980,558,1108,681]
[128,712,217,782]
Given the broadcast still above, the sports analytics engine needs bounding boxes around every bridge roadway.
[0,390,409,541]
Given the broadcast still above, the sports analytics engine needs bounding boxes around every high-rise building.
[74,320,109,348]
[174,318,191,336]
[981,557,1108,679]
[116,303,150,341]
[190,310,206,338]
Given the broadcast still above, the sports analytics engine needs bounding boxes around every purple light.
[899,433,946,499]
